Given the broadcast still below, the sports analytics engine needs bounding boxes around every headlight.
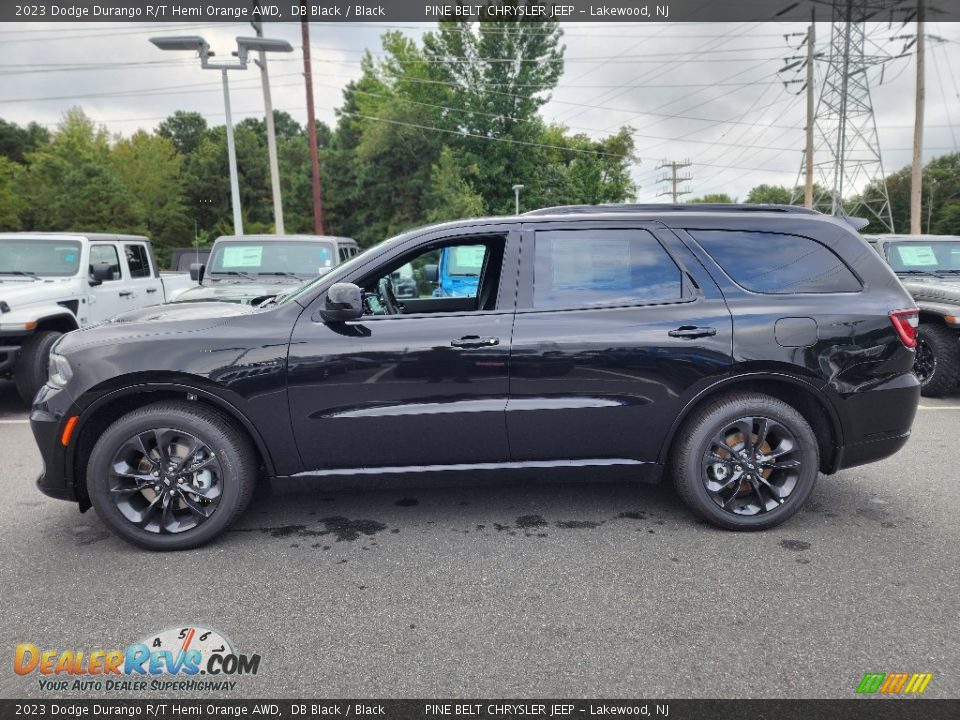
[47,353,73,388]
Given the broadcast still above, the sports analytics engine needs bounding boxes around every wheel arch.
[30,311,80,335]
[69,383,276,511]
[658,373,843,474]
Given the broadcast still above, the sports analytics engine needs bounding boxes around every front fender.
[0,306,78,333]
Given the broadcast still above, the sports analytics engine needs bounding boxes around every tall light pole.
[512,184,524,214]
[251,20,285,234]
[150,35,293,236]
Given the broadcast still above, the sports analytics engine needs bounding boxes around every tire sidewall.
[15,330,61,404]
[87,409,247,550]
[682,400,819,530]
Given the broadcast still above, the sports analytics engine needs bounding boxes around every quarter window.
[533,230,683,309]
[691,230,861,294]
[125,244,152,278]
[89,245,121,281]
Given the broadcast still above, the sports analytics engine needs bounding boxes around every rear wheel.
[14,330,62,404]
[670,392,819,530]
[914,324,960,397]
[86,401,257,551]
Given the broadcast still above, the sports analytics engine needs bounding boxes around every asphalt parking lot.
[0,379,958,699]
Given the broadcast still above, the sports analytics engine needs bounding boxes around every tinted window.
[90,245,121,281]
[533,230,683,309]
[339,246,350,263]
[125,244,151,278]
[692,230,861,294]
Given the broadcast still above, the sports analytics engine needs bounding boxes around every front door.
[87,243,130,323]
[507,223,733,463]
[288,228,519,472]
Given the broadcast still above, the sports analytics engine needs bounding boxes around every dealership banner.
[4,0,960,24]
[2,700,960,720]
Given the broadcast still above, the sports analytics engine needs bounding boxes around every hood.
[109,301,256,324]
[0,277,74,305]
[173,280,301,305]
[900,277,960,304]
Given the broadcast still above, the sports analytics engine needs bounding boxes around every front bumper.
[30,383,81,504]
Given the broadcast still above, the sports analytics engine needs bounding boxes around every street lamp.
[150,34,293,236]
[512,184,525,215]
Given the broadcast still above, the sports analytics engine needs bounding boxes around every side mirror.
[90,263,113,285]
[189,263,205,283]
[423,264,439,283]
[320,282,363,322]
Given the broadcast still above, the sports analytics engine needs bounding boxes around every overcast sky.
[1,20,958,203]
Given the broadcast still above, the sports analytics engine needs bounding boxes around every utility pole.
[910,0,925,235]
[657,160,692,203]
[301,13,325,234]
[804,12,816,209]
[252,18,285,234]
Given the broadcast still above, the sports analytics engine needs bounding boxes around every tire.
[914,324,960,398]
[670,392,819,531]
[14,330,62,404]
[86,401,257,551]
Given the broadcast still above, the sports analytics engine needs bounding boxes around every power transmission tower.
[790,0,914,230]
[657,160,692,203]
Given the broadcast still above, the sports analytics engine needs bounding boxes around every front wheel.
[86,401,257,550]
[14,330,62,404]
[670,392,819,530]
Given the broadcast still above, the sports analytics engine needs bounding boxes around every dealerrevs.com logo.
[856,672,934,695]
[14,626,260,693]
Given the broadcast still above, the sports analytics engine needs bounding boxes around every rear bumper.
[831,372,920,471]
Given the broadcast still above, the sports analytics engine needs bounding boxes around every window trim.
[520,226,694,313]
[689,228,863,296]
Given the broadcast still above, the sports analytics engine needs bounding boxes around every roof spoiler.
[840,216,870,231]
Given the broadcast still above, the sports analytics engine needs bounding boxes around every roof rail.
[523,203,822,216]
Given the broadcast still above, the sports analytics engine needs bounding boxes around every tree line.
[1,20,957,268]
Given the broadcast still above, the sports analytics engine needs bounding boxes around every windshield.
[277,242,375,306]
[0,239,82,277]
[444,244,486,276]
[887,241,960,273]
[207,241,336,278]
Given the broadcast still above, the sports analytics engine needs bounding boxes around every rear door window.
[691,230,861,294]
[533,229,683,309]
[124,244,152,278]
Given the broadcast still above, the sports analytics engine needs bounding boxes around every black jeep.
[31,205,920,550]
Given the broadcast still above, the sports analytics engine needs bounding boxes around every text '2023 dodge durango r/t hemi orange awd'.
[30,205,920,550]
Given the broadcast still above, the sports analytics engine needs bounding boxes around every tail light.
[889,309,919,348]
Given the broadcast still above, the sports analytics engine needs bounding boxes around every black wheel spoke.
[108,428,223,535]
[701,415,803,517]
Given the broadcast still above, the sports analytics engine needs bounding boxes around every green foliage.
[0,156,26,230]
[858,152,960,234]
[744,184,792,205]
[1,18,638,248]
[688,193,735,204]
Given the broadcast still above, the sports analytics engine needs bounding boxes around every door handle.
[119,291,133,298]
[668,326,717,339]
[146,288,157,294]
[451,335,499,348]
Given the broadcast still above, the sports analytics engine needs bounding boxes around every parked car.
[31,204,920,550]
[426,244,485,297]
[173,234,360,305]
[865,233,960,396]
[169,247,212,273]
[0,232,195,402]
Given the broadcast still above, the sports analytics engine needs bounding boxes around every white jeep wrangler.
[0,233,195,402]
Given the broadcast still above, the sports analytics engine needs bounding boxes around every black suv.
[31,205,921,550]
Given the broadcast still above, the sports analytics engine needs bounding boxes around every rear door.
[507,220,733,463]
